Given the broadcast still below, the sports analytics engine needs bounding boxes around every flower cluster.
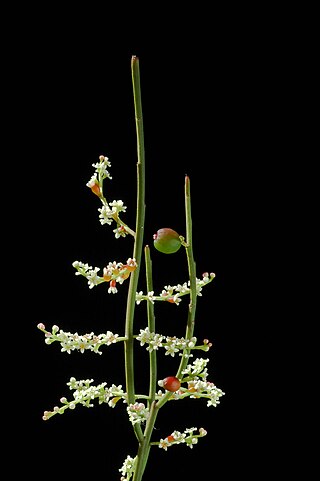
[126,402,150,425]
[136,327,212,356]
[98,200,127,227]
[119,455,137,481]
[182,357,210,378]
[86,155,112,196]
[37,323,123,355]
[42,377,126,420]
[135,272,215,306]
[184,379,225,407]
[86,155,135,238]
[157,427,207,451]
[72,258,137,293]
[157,358,225,407]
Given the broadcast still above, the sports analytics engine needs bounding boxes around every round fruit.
[162,376,181,392]
[153,228,181,254]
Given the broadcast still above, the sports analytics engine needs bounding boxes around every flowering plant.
[37,56,225,481]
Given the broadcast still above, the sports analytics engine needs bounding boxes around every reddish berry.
[167,435,175,443]
[162,376,181,392]
[153,228,182,254]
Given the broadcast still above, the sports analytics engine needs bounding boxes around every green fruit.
[153,228,182,254]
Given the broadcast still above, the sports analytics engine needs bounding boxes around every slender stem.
[114,216,136,238]
[177,175,197,376]
[124,55,146,443]
[156,175,197,410]
[144,245,157,406]
[132,401,159,481]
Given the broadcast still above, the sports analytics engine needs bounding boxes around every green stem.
[124,55,146,443]
[132,401,159,481]
[117,219,136,238]
[177,175,197,376]
[144,245,157,407]
[156,175,197,410]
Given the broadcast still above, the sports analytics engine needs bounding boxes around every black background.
[7,16,286,479]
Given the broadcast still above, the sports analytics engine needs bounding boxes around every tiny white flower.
[98,204,114,225]
[158,438,170,451]
[199,428,207,437]
[109,200,127,213]
[135,291,144,305]
[147,291,155,304]
[108,285,118,294]
[86,173,98,188]
[86,267,101,288]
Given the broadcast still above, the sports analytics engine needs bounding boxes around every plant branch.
[124,55,146,443]
[156,175,197,409]
[144,245,157,407]
[133,401,159,481]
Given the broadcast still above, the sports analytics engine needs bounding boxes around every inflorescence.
[38,152,225,481]
[40,357,225,422]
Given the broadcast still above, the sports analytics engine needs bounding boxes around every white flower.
[92,155,112,179]
[119,455,137,480]
[86,267,101,288]
[104,331,119,345]
[73,261,92,273]
[98,204,114,225]
[184,427,197,434]
[86,173,98,188]
[136,327,152,346]
[40,327,121,354]
[127,402,149,425]
[171,293,182,305]
[108,284,118,294]
[171,430,186,443]
[113,226,127,238]
[164,344,179,357]
[158,438,171,451]
[206,387,225,407]
[174,282,189,293]
[109,199,127,213]
[147,333,164,351]
[182,357,210,377]
[147,291,155,303]
[126,258,137,267]
[135,291,144,305]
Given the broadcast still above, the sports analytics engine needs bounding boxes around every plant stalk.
[144,245,157,406]
[124,55,146,443]
[132,402,159,481]
[156,175,197,410]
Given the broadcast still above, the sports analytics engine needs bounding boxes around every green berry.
[153,228,182,254]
